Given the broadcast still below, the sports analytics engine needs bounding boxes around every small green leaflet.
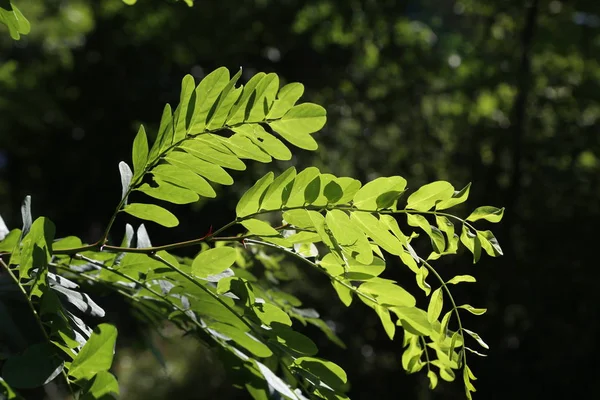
[267,82,304,120]
[123,203,179,227]
[137,179,199,205]
[406,181,454,211]
[166,151,234,185]
[353,176,406,210]
[236,172,274,217]
[241,219,280,236]
[447,275,476,284]
[151,164,216,198]
[260,167,296,210]
[255,360,298,400]
[80,371,120,400]
[466,206,505,223]
[359,281,416,307]
[0,2,30,40]
[268,103,326,150]
[118,162,133,202]
[375,305,396,340]
[477,230,503,256]
[435,183,471,210]
[132,124,149,178]
[295,357,348,391]
[458,304,487,315]
[462,328,489,350]
[460,226,481,263]
[192,247,237,279]
[69,324,118,382]
[208,322,272,358]
[427,288,443,323]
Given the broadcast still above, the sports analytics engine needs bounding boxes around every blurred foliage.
[0,0,598,398]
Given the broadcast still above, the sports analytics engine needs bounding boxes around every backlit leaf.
[406,181,454,211]
[123,203,179,227]
[353,176,407,210]
[236,172,274,217]
[466,206,505,223]
[436,183,471,210]
[69,324,118,382]
[192,247,237,279]
[427,288,443,323]
[132,124,149,178]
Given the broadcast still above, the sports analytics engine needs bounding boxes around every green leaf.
[188,67,231,132]
[69,324,118,382]
[332,280,353,306]
[247,73,279,122]
[173,74,197,141]
[272,325,317,356]
[295,357,347,391]
[428,370,439,389]
[118,162,133,202]
[227,72,267,125]
[333,177,362,204]
[152,164,216,198]
[326,210,373,264]
[406,181,454,211]
[2,343,63,389]
[447,275,476,285]
[416,266,431,295]
[166,151,234,185]
[351,212,403,255]
[236,172,275,217]
[137,179,199,204]
[123,203,179,228]
[80,371,120,400]
[209,322,273,358]
[233,124,292,160]
[268,103,326,150]
[458,304,487,315]
[192,247,237,279]
[427,288,443,323]
[323,180,343,203]
[0,2,30,40]
[435,182,471,210]
[477,230,503,256]
[132,124,149,178]
[254,302,292,326]
[435,216,456,253]
[466,206,505,223]
[360,281,416,307]
[392,307,434,336]
[460,226,481,263]
[353,176,407,210]
[180,141,246,171]
[241,219,280,236]
[148,104,174,161]
[284,167,321,207]
[267,82,304,120]
[462,328,489,350]
[261,167,296,210]
[375,305,396,340]
[207,68,243,129]
[221,134,272,163]
[18,217,54,279]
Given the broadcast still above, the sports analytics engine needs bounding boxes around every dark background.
[0,0,598,399]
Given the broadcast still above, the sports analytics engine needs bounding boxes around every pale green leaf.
[192,247,237,279]
[227,72,267,125]
[406,181,454,211]
[458,304,487,315]
[447,275,476,285]
[236,172,275,217]
[460,226,482,263]
[351,212,403,255]
[208,322,272,358]
[375,305,396,340]
[353,176,407,210]
[166,151,233,185]
[247,73,279,122]
[326,210,373,264]
[180,140,246,171]
[152,164,216,198]
[261,167,296,210]
[221,134,272,162]
[188,67,230,132]
[462,328,489,350]
[436,183,471,210]
[123,203,179,228]
[391,307,434,336]
[427,288,443,323]
[69,324,118,382]
[132,124,149,178]
[267,82,304,120]
[241,219,280,236]
[333,177,362,204]
[255,360,298,400]
[428,371,438,389]
[268,103,326,150]
[233,124,291,160]
[332,280,353,306]
[284,167,321,207]
[173,74,197,141]
[137,179,199,204]
[416,266,431,295]
[477,230,503,256]
[359,281,416,307]
[148,104,174,161]
[466,206,505,223]
[254,302,292,326]
[207,68,243,129]
[80,371,119,400]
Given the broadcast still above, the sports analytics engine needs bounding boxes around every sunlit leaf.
[123,203,179,227]
[466,206,504,223]
[69,324,118,382]
[353,176,406,210]
[192,247,237,279]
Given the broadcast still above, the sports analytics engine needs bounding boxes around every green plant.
[0,66,503,399]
